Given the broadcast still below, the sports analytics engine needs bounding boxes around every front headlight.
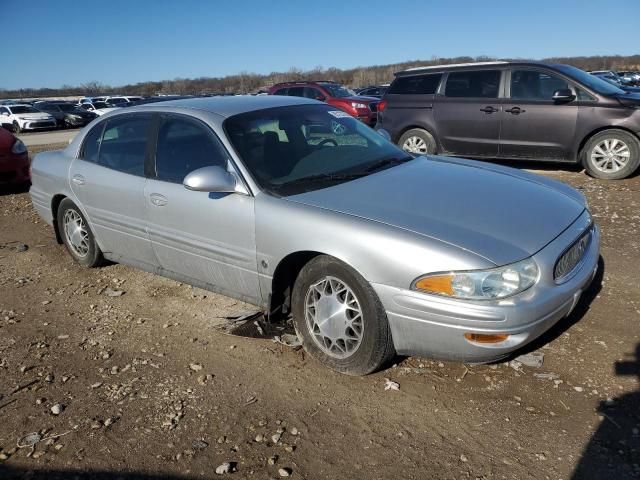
[351,102,367,109]
[412,258,539,300]
[11,139,27,155]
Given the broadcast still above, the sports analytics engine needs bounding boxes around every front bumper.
[373,210,599,362]
[22,120,56,130]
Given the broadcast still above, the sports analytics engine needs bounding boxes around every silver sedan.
[30,96,600,375]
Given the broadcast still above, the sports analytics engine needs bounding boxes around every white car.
[78,101,119,116]
[0,104,57,133]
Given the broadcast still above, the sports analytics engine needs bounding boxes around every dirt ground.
[0,146,639,480]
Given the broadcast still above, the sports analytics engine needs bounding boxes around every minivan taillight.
[378,100,387,112]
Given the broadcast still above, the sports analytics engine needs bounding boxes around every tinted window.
[511,70,570,100]
[81,123,105,163]
[388,74,442,95]
[98,114,150,176]
[9,106,40,114]
[287,87,305,97]
[155,116,229,183]
[274,88,288,96]
[303,87,323,100]
[577,88,596,101]
[444,70,500,98]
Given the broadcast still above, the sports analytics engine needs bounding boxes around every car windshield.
[225,104,412,196]
[10,106,39,114]
[319,83,356,98]
[555,65,625,96]
[57,104,83,113]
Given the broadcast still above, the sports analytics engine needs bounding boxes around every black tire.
[56,198,103,267]
[291,255,395,376]
[398,128,437,155]
[12,121,21,134]
[582,129,640,180]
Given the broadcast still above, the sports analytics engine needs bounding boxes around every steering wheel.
[318,138,338,147]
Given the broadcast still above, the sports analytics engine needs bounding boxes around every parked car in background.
[590,70,633,86]
[376,61,640,179]
[79,101,119,116]
[355,85,389,98]
[268,81,379,126]
[35,101,97,128]
[593,74,640,94]
[30,96,599,375]
[0,104,57,133]
[0,126,30,186]
[618,71,640,86]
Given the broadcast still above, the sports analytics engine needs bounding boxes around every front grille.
[369,102,379,112]
[554,227,592,282]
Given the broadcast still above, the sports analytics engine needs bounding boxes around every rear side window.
[155,116,229,183]
[80,123,105,163]
[287,87,305,97]
[97,114,151,176]
[273,88,289,96]
[445,70,501,98]
[388,74,442,95]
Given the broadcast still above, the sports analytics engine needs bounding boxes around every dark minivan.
[376,61,640,179]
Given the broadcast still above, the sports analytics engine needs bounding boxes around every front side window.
[225,104,412,196]
[97,114,150,176]
[388,74,442,95]
[273,88,289,96]
[287,87,305,97]
[155,116,229,183]
[444,70,501,98]
[511,70,570,100]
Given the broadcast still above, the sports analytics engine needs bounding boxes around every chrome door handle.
[71,174,85,185]
[505,107,526,115]
[479,106,499,114]
[150,193,168,207]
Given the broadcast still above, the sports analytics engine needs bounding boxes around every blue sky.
[4,0,639,90]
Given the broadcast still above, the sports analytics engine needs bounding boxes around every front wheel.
[12,121,21,134]
[57,198,104,267]
[582,130,640,180]
[292,255,395,375]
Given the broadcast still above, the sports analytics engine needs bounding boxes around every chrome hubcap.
[63,209,90,257]
[304,276,364,359]
[402,135,428,154]
[591,139,630,173]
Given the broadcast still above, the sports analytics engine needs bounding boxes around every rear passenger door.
[499,68,578,160]
[434,69,503,156]
[69,113,157,267]
[144,114,261,304]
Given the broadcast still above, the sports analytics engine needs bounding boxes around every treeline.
[3,54,640,99]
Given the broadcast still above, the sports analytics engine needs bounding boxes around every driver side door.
[144,114,261,305]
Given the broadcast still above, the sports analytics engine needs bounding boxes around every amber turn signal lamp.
[414,275,454,296]
[464,333,510,344]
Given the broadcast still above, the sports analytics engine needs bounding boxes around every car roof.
[395,61,558,76]
[5,104,32,108]
[138,95,318,118]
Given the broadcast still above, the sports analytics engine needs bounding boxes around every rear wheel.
[292,255,395,375]
[398,128,437,155]
[57,198,103,267]
[582,129,640,180]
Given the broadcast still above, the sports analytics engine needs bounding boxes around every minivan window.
[554,64,625,96]
[388,74,442,95]
[511,70,570,100]
[155,116,229,183]
[98,114,151,176]
[444,70,501,98]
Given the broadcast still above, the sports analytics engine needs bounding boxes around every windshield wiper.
[363,155,413,173]
[279,173,366,188]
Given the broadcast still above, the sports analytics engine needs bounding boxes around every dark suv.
[376,62,640,179]
[268,81,379,126]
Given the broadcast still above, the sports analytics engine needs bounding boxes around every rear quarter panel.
[29,148,74,226]
[379,93,439,143]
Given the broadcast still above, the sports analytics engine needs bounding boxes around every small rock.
[103,288,125,297]
[574,386,584,392]
[192,439,208,450]
[271,433,282,444]
[15,244,28,252]
[284,445,295,453]
[254,434,264,442]
[189,363,204,372]
[278,467,292,477]
[268,455,278,465]
[57,334,70,340]
[460,454,469,462]
[217,435,226,444]
[45,374,54,383]
[290,427,298,436]
[104,417,115,427]
[91,382,103,389]
[51,403,64,415]
[515,352,544,368]
[384,378,400,391]
[215,462,232,475]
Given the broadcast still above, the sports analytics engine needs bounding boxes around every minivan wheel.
[57,198,103,267]
[582,130,640,180]
[398,129,437,155]
[291,255,395,376]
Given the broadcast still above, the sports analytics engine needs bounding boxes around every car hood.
[344,95,379,103]
[285,156,586,266]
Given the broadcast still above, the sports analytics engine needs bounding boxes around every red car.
[268,81,379,126]
[0,127,30,186]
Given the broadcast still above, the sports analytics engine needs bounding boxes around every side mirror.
[315,95,326,102]
[183,165,237,193]
[552,89,575,103]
